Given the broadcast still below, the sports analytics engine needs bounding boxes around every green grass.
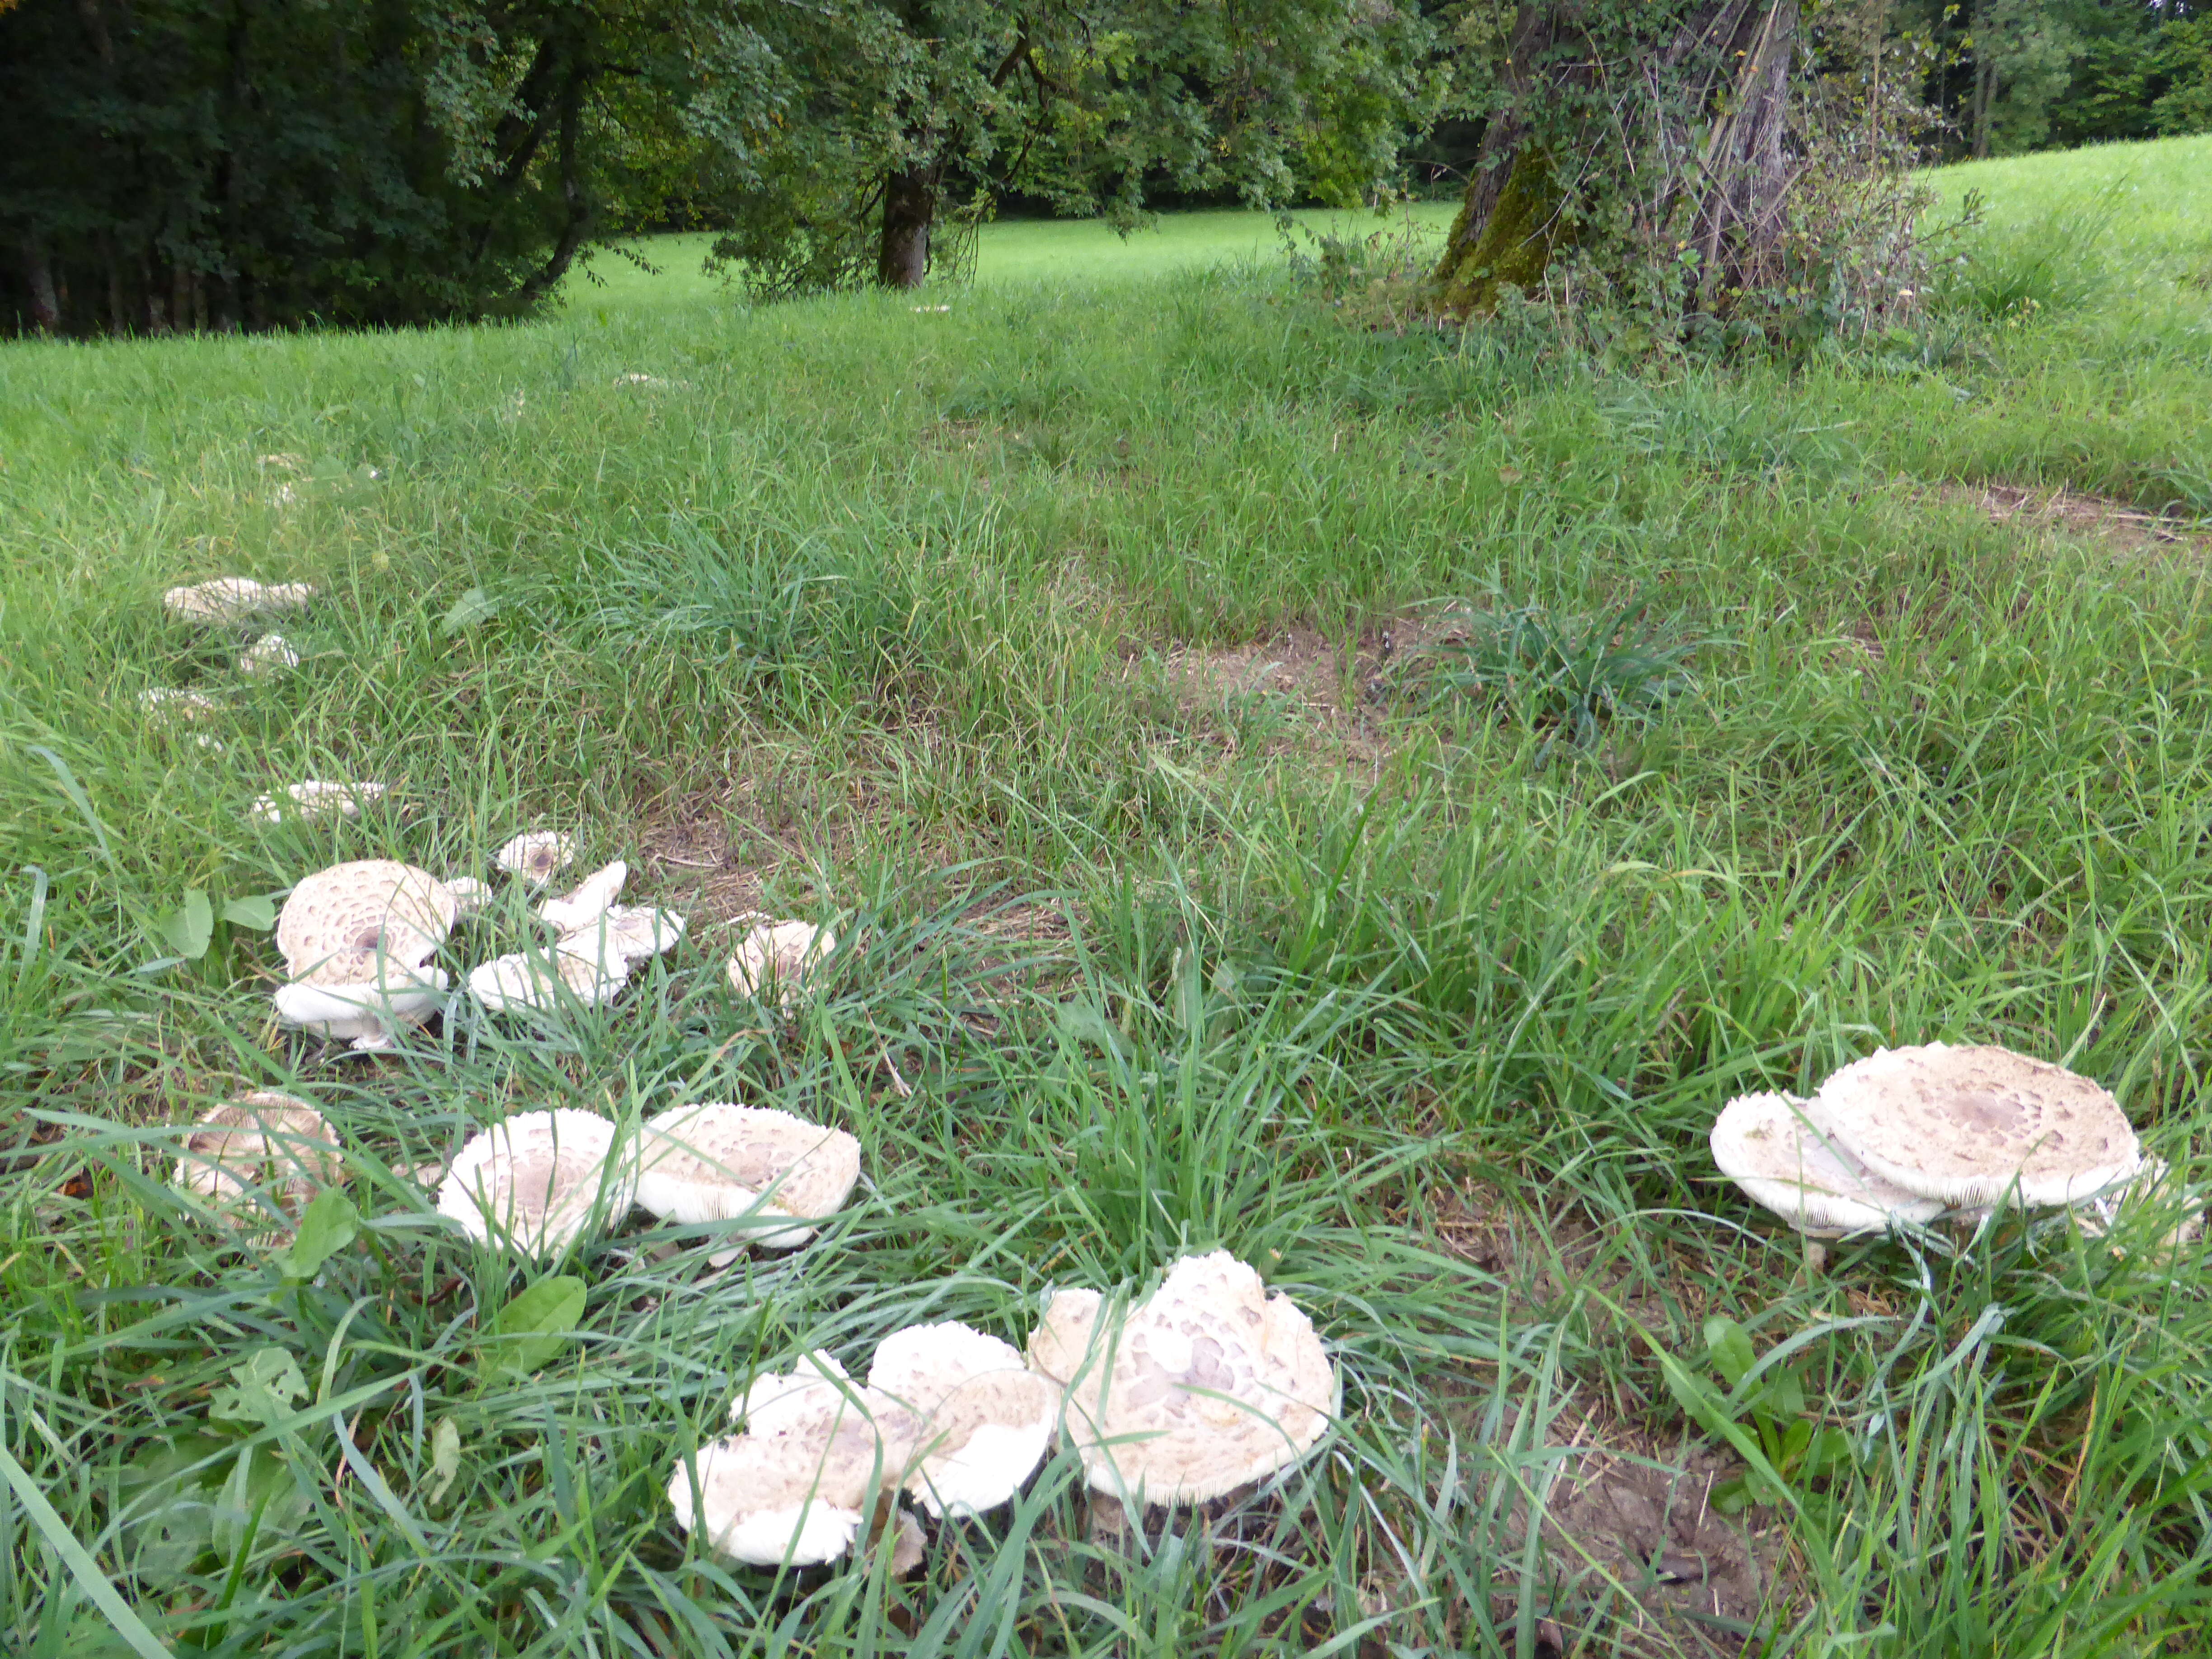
[4,136,2212,1657]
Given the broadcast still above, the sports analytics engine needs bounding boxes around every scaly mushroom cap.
[173,1091,344,1213]
[466,946,629,1014]
[1710,1091,1945,1237]
[238,632,300,677]
[272,962,448,1050]
[724,920,838,1010]
[435,1109,633,1257]
[162,577,317,625]
[537,861,627,933]
[669,1353,916,1568]
[494,831,576,887]
[276,860,456,975]
[252,780,386,826]
[1025,1251,1336,1508]
[867,1322,1059,1518]
[1809,1043,2143,1208]
[633,1102,860,1247]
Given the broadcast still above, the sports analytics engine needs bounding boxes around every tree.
[1429,1,1809,316]
[708,0,1454,295]
[0,0,776,335]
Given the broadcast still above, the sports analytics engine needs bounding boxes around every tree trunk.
[1971,46,1997,158]
[1430,0,1801,316]
[19,239,61,332]
[877,163,942,289]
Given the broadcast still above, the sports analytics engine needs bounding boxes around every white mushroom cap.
[276,860,455,974]
[238,632,301,677]
[272,962,448,1050]
[466,945,629,1014]
[1025,1251,1336,1508]
[669,1352,916,1568]
[1808,1043,2142,1208]
[867,1322,1059,1517]
[562,905,686,966]
[725,920,838,1010]
[252,780,387,826]
[435,1108,634,1257]
[173,1091,344,1214]
[1710,1091,1945,1237]
[537,860,627,933]
[633,1102,860,1247]
[162,578,317,625]
[445,876,492,917]
[494,831,576,887]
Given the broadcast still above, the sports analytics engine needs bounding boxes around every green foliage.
[1670,1316,1857,1515]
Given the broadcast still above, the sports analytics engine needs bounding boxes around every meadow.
[2,131,2212,1657]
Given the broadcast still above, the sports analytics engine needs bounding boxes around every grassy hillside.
[2,135,2211,1657]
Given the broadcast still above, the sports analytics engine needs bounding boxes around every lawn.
[2,131,2212,1657]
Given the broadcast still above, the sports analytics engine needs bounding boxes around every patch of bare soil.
[1160,608,1476,767]
[1942,480,2211,557]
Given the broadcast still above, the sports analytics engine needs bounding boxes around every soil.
[1941,479,2212,558]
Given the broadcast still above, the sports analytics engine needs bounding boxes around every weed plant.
[3,136,2212,1656]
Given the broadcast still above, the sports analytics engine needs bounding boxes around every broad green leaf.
[483,1275,587,1375]
[220,893,278,930]
[160,888,214,959]
[209,1348,309,1429]
[439,586,498,637]
[275,1188,358,1280]
[1703,1316,1757,1391]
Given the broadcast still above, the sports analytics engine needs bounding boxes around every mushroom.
[276,860,456,974]
[252,780,387,825]
[445,876,492,917]
[563,904,686,965]
[466,942,629,1014]
[867,1322,1059,1518]
[1025,1251,1336,1508]
[173,1091,344,1215]
[272,954,450,1050]
[141,688,227,751]
[633,1101,860,1248]
[1807,1043,2142,1209]
[667,1352,917,1568]
[435,1108,633,1256]
[1710,1091,1945,1238]
[536,860,627,933]
[725,919,838,1010]
[238,632,301,677]
[494,831,576,887]
[162,577,316,625]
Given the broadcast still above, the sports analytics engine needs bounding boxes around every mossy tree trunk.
[1430,0,1802,317]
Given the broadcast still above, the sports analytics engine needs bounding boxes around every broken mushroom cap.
[724,919,838,1010]
[669,1352,916,1568]
[1025,1251,1336,1509]
[1710,1091,1946,1238]
[435,1108,634,1257]
[562,904,686,966]
[275,860,456,975]
[238,632,301,677]
[162,577,317,625]
[867,1322,1059,1518]
[1809,1043,2143,1208]
[536,860,627,933]
[633,1102,860,1248]
[494,830,576,887]
[173,1091,344,1214]
[466,945,629,1014]
[252,779,386,826]
[272,960,448,1050]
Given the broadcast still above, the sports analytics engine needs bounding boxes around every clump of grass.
[1931,178,2128,323]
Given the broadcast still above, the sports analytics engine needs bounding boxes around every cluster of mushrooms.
[1710,1042,2184,1245]
[173,819,1340,1572]
[145,579,313,776]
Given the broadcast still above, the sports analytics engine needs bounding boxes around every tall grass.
[3,136,2212,1655]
